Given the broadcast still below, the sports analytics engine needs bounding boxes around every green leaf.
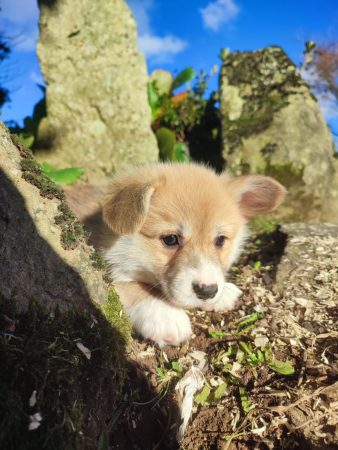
[235,312,263,333]
[171,360,183,373]
[41,165,85,185]
[214,382,227,401]
[253,261,262,270]
[155,367,167,378]
[239,387,251,413]
[155,127,176,161]
[174,143,189,162]
[41,162,57,172]
[147,81,160,120]
[268,359,295,375]
[18,132,34,149]
[195,385,210,406]
[172,67,195,90]
[209,329,229,338]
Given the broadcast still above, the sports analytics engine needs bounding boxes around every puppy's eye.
[215,235,227,247]
[162,234,179,247]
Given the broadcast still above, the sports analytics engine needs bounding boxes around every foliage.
[9,89,46,150]
[196,311,295,410]
[148,66,220,163]
[40,162,85,185]
[303,41,338,101]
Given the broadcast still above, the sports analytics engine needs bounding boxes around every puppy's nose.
[192,283,218,300]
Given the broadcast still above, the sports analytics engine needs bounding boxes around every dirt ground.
[109,224,338,450]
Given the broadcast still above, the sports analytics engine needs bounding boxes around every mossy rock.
[1,122,132,448]
[219,46,338,223]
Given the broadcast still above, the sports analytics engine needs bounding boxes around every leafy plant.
[194,385,211,406]
[239,387,251,413]
[41,163,85,185]
[148,66,219,163]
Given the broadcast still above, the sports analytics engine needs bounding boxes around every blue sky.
[1,0,338,136]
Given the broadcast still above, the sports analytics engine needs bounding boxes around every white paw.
[202,283,242,312]
[126,299,192,347]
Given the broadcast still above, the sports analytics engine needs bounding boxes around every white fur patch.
[125,299,192,347]
[103,235,156,284]
[202,282,242,312]
[164,256,225,308]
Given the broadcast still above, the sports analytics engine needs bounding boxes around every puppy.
[67,163,286,347]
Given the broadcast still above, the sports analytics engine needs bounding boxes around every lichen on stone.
[19,153,64,200]
[220,46,303,154]
[54,202,88,250]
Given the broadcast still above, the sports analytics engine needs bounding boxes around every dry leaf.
[175,366,204,442]
[29,390,37,407]
[76,342,91,360]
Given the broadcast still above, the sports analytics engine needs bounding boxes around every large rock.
[0,122,130,449]
[220,46,338,223]
[36,0,158,183]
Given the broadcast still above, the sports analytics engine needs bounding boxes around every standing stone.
[36,0,158,183]
[0,121,131,448]
[220,46,338,223]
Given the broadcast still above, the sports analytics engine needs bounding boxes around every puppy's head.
[102,164,286,308]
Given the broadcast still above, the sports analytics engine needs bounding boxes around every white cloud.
[139,34,187,62]
[200,0,240,32]
[127,0,187,62]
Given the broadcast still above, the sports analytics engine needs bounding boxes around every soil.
[109,224,338,450]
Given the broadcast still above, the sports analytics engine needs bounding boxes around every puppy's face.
[102,164,285,309]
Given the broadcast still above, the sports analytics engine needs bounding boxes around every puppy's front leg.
[114,282,192,347]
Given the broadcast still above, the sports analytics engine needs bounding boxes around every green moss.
[20,158,64,200]
[250,217,279,234]
[262,162,304,187]
[89,251,106,270]
[54,202,88,250]
[102,289,131,344]
[0,295,128,450]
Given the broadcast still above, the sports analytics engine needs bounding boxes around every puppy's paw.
[203,283,242,312]
[126,299,192,347]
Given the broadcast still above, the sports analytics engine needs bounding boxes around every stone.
[0,121,131,448]
[35,0,158,183]
[220,46,338,223]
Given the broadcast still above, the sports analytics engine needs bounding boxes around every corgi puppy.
[67,163,286,347]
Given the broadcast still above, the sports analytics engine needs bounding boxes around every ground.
[108,224,338,450]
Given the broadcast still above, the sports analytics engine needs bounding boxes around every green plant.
[10,87,46,149]
[148,66,218,163]
[40,162,85,185]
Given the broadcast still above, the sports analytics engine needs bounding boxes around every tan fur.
[66,163,286,347]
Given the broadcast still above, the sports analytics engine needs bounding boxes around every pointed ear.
[102,173,158,234]
[223,174,287,218]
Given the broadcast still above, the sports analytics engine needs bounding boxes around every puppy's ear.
[103,175,157,234]
[222,174,286,218]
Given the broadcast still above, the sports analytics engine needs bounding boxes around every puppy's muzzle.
[192,283,218,300]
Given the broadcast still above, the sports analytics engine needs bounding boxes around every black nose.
[192,283,218,300]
